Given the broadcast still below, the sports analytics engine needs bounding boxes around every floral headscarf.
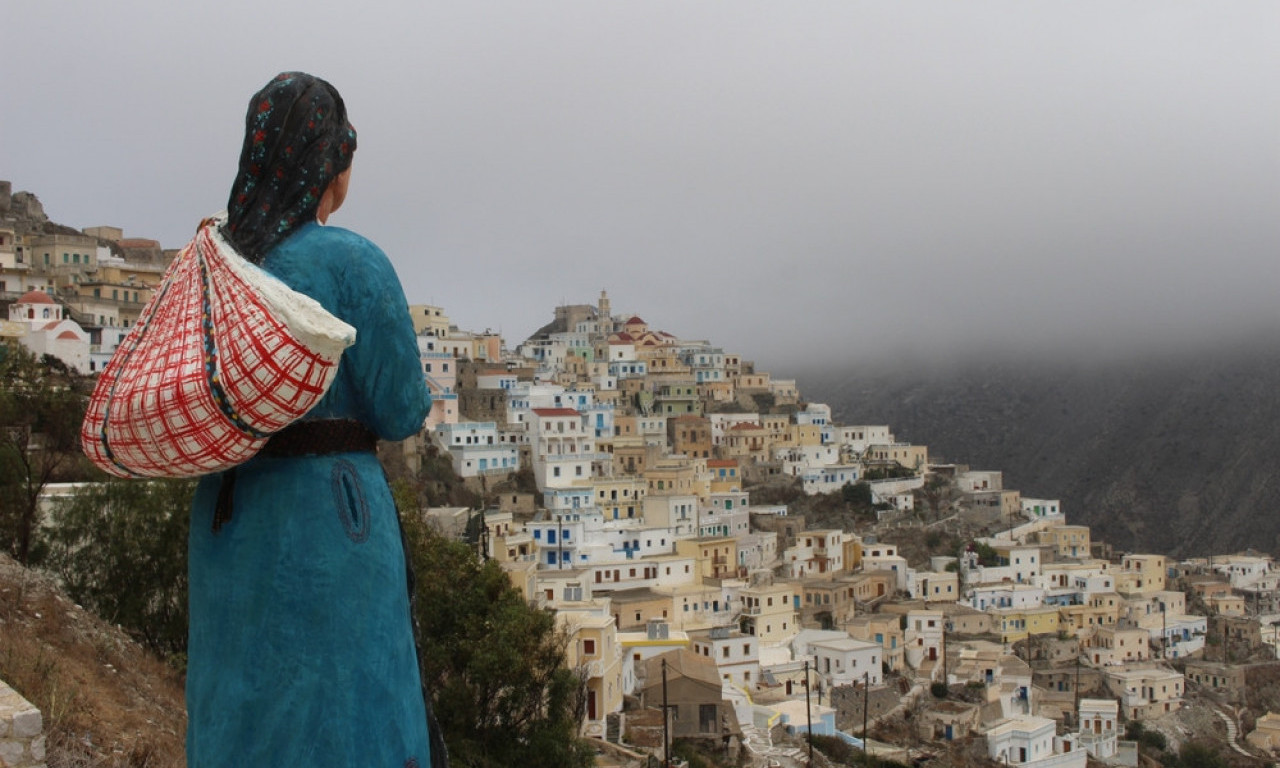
[223,72,357,263]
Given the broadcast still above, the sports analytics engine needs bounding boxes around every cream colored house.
[689,626,761,687]
[558,609,625,738]
[1081,626,1149,666]
[1246,712,1280,753]
[845,614,905,671]
[909,570,961,603]
[1207,594,1246,616]
[738,576,800,646]
[1104,665,1184,720]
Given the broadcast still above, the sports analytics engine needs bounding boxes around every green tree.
[0,345,93,563]
[915,475,956,521]
[1172,741,1227,768]
[402,510,594,768]
[42,477,195,658]
[842,481,873,507]
[961,540,1000,567]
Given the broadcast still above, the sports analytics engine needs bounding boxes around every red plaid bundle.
[81,216,355,478]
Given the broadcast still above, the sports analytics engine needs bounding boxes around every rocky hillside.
[0,554,186,767]
[797,336,1280,559]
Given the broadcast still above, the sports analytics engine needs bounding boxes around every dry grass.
[0,555,186,767]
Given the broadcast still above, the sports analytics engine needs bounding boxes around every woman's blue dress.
[186,223,433,767]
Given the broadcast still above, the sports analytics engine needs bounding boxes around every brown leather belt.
[260,419,379,457]
[213,419,380,532]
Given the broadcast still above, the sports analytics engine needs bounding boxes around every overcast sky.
[3,2,1277,370]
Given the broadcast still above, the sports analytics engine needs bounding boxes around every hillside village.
[6,183,1280,767]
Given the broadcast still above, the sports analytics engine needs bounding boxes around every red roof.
[610,332,634,343]
[56,330,80,340]
[625,316,646,325]
[16,290,55,305]
[730,422,763,431]
[532,408,581,417]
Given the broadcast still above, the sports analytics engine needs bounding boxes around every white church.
[6,290,90,373]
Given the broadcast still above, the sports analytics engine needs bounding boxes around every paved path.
[723,683,808,767]
[1211,704,1254,758]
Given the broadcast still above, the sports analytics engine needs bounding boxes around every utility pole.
[1161,603,1167,660]
[804,660,813,766]
[662,659,670,768]
[1073,648,1081,713]
[942,620,948,686]
[863,671,870,757]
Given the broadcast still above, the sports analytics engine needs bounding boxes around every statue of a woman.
[185,72,435,768]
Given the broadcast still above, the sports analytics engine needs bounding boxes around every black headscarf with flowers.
[222,72,357,264]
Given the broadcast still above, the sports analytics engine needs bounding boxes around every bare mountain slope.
[0,554,186,767]
[797,340,1280,558]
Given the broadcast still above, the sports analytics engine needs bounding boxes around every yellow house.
[735,372,771,392]
[707,458,742,493]
[609,587,677,630]
[500,559,539,604]
[1059,593,1122,633]
[1039,525,1092,559]
[675,536,738,580]
[593,476,647,520]
[1207,594,1246,616]
[867,443,929,471]
[611,436,650,476]
[645,458,701,496]
[994,605,1060,645]
[1116,554,1167,596]
[698,379,736,404]
[760,414,790,443]
[787,423,823,447]
[668,414,712,458]
[842,534,864,572]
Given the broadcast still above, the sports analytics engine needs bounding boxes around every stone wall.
[0,680,46,768]
[0,181,11,215]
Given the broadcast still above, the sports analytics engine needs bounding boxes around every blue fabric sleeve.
[330,230,432,440]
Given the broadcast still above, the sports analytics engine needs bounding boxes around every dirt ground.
[0,554,186,767]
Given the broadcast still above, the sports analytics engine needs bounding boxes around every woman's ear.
[317,167,352,224]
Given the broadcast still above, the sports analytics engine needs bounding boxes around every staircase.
[722,682,812,767]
